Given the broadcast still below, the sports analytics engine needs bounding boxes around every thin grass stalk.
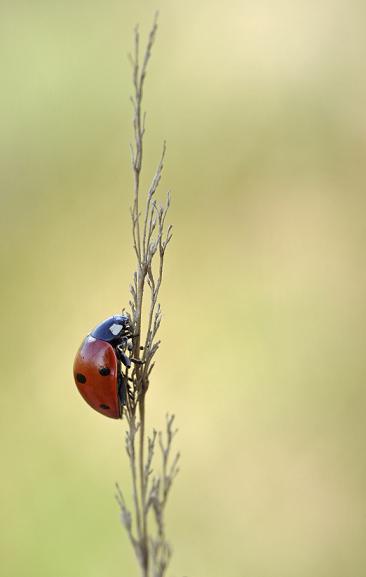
[115,13,180,577]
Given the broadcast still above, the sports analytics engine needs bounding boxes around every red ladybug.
[73,315,132,419]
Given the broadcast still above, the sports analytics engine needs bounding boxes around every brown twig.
[115,13,179,577]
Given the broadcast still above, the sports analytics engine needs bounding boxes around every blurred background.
[1,1,366,576]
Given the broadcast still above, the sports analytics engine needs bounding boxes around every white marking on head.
[109,323,123,336]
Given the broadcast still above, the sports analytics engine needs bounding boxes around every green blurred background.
[1,1,366,576]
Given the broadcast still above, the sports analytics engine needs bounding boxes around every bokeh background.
[1,1,366,576]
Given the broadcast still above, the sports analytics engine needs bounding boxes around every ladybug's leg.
[120,352,131,368]
[126,340,144,351]
[128,339,144,351]
[116,334,145,367]
[116,344,131,368]
[117,372,127,406]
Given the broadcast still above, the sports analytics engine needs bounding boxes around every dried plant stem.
[115,14,179,577]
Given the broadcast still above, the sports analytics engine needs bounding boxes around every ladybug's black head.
[90,314,132,344]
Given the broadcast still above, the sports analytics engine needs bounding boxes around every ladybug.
[73,314,134,419]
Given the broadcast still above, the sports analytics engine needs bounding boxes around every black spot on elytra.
[100,404,110,410]
[99,367,110,376]
[76,373,86,384]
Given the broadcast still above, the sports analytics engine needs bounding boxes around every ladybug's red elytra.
[73,315,134,419]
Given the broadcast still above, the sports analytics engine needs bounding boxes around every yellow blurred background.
[1,1,366,576]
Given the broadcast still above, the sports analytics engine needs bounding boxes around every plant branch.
[117,13,179,577]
